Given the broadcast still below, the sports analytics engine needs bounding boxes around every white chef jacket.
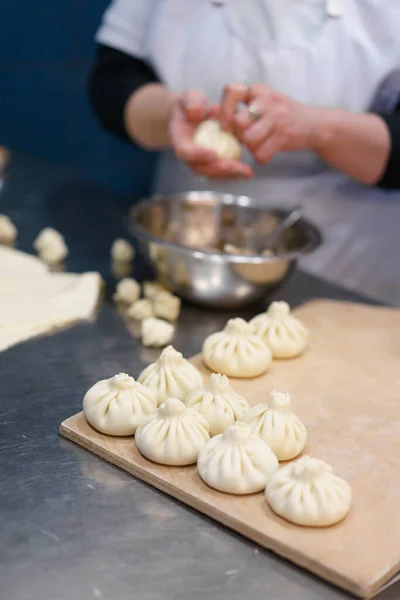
[96,0,400,304]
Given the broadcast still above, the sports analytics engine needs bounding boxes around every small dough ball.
[250,301,309,359]
[185,373,249,436]
[223,243,256,256]
[141,317,175,348]
[197,422,279,494]
[111,238,135,262]
[34,227,68,265]
[193,119,241,161]
[243,390,307,461]
[0,215,17,244]
[143,280,167,300]
[138,345,203,406]
[136,397,210,465]
[203,318,272,378]
[153,291,181,322]
[126,298,154,321]
[265,456,352,527]
[83,372,157,436]
[113,278,140,304]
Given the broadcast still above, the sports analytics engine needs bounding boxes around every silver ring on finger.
[248,103,262,122]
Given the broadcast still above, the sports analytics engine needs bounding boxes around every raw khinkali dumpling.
[243,390,307,461]
[34,227,68,265]
[250,301,309,359]
[197,422,279,494]
[193,120,241,161]
[265,456,352,527]
[83,373,157,436]
[138,345,203,406]
[135,397,210,465]
[202,318,272,378]
[185,373,249,436]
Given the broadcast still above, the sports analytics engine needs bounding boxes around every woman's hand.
[220,83,319,164]
[169,90,253,179]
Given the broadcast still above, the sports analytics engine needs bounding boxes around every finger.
[254,134,287,164]
[193,160,254,180]
[207,104,220,119]
[220,83,253,129]
[233,106,253,132]
[175,138,218,163]
[182,90,208,122]
[241,117,273,151]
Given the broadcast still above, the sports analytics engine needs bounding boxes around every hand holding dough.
[265,456,352,526]
[243,390,307,461]
[197,422,279,494]
[138,345,203,406]
[135,397,210,465]
[203,318,272,378]
[250,301,309,358]
[83,373,157,436]
[193,120,242,161]
[185,373,249,436]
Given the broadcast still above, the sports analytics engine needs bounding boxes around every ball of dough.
[83,373,157,436]
[153,291,181,322]
[202,318,272,378]
[243,390,307,461]
[197,422,279,494]
[250,301,309,359]
[138,345,203,406]
[135,397,210,465]
[111,239,135,263]
[143,280,167,300]
[0,215,17,244]
[34,227,68,265]
[141,317,175,347]
[185,373,249,436]
[113,278,140,304]
[126,298,154,321]
[265,456,352,527]
[193,119,241,161]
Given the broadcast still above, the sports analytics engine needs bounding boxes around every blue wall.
[0,1,157,196]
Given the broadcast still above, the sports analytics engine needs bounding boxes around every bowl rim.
[128,191,322,264]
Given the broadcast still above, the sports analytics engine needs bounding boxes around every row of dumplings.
[202,301,309,378]
[83,346,351,527]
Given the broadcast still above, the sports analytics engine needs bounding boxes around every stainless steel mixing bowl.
[129,192,321,308]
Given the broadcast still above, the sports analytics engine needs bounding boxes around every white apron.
[97,0,400,304]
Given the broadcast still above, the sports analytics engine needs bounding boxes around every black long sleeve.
[88,44,159,143]
[376,106,400,189]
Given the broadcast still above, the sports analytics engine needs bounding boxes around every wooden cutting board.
[60,300,400,599]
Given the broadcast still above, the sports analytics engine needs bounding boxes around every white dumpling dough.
[113,278,140,304]
[197,422,279,494]
[0,215,17,244]
[143,280,167,300]
[250,301,309,359]
[126,298,154,321]
[203,318,272,378]
[185,373,249,436]
[111,238,135,262]
[153,291,181,322]
[135,397,210,465]
[83,373,157,436]
[34,227,68,265]
[138,345,203,406]
[193,120,241,161]
[265,456,352,527]
[141,317,175,347]
[243,390,307,461]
